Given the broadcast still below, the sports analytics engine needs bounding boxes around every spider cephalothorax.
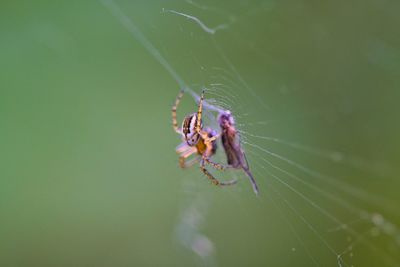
[172,89,236,186]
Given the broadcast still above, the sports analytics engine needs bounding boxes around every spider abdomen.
[182,113,202,146]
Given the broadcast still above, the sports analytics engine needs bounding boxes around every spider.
[172,89,237,187]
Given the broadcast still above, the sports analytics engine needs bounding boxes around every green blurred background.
[1,1,399,266]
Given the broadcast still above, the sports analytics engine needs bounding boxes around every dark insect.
[218,111,259,195]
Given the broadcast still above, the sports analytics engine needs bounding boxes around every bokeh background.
[1,1,399,266]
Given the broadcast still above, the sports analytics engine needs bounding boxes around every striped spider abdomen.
[182,113,202,146]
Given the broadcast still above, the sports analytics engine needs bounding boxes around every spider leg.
[200,130,220,144]
[195,89,205,134]
[203,157,232,171]
[180,157,200,169]
[200,158,237,186]
[205,133,220,143]
[176,142,191,154]
[172,89,185,133]
[178,146,197,169]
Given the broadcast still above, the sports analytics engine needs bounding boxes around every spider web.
[101,1,400,266]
